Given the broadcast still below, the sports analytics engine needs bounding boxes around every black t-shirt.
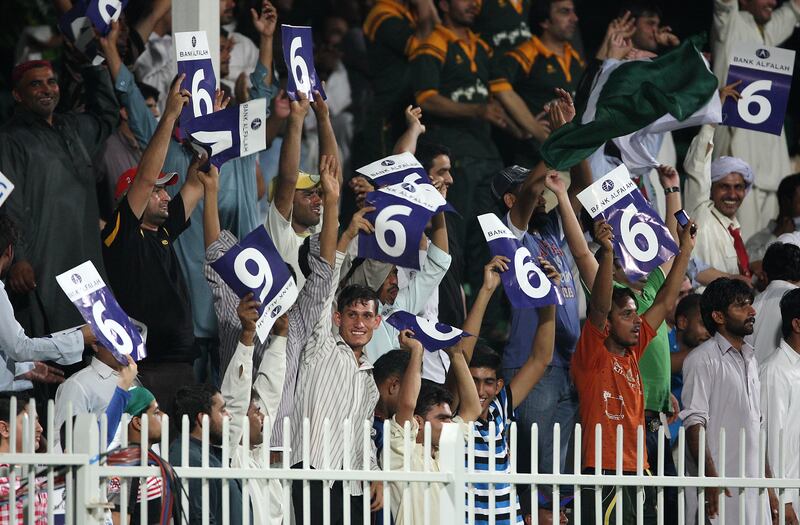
[101,194,195,362]
[438,213,465,328]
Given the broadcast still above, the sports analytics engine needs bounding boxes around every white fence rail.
[1,398,797,524]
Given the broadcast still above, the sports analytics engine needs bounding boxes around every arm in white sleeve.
[220,342,255,449]
[253,335,287,427]
[764,1,800,46]
[682,124,716,216]
[679,352,712,429]
[392,243,452,316]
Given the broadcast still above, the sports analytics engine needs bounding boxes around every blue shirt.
[668,327,683,445]
[502,210,580,369]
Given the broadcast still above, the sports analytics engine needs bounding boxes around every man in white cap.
[684,124,755,289]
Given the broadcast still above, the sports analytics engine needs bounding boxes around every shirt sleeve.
[301,250,348,365]
[410,48,444,106]
[366,14,417,56]
[763,0,800,46]
[75,66,119,158]
[682,124,715,216]
[391,243,452,316]
[571,320,609,371]
[253,335,287,424]
[163,193,190,239]
[220,342,255,451]
[292,235,336,339]
[102,196,145,249]
[679,350,713,428]
[264,203,300,267]
[488,51,522,94]
[114,64,158,150]
[248,60,279,106]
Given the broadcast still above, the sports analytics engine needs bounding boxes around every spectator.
[520,490,570,525]
[169,383,246,525]
[0,393,46,523]
[491,0,584,166]
[0,213,95,392]
[219,0,260,93]
[359,0,438,164]
[681,277,779,524]
[746,173,800,289]
[473,0,532,52]
[373,349,412,424]
[574,218,694,524]
[0,59,117,337]
[760,288,800,525]
[683,124,755,289]
[711,0,800,240]
[622,1,680,53]
[100,76,206,418]
[752,242,800,362]
[132,0,176,114]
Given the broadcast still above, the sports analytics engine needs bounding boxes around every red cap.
[115,168,179,201]
[11,60,53,86]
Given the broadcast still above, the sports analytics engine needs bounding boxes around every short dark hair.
[0,392,30,445]
[776,173,800,220]
[531,0,565,35]
[337,284,380,314]
[700,278,755,334]
[136,81,160,102]
[416,141,451,173]
[675,293,702,323]
[469,345,502,375]
[611,287,639,312]
[763,242,800,283]
[174,384,220,433]
[0,214,19,255]
[781,288,800,339]
[618,1,663,19]
[414,380,454,417]
[373,349,411,386]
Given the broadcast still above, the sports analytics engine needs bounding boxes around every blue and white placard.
[175,31,216,135]
[359,180,450,270]
[356,152,431,187]
[281,25,327,101]
[56,261,146,365]
[478,214,561,309]
[189,98,267,168]
[722,42,795,136]
[577,165,678,281]
[58,1,104,65]
[209,226,298,343]
[385,310,471,352]
[86,0,127,35]
[0,171,14,209]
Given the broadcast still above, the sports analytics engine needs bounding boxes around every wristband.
[664,186,680,194]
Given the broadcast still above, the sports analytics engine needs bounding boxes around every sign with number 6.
[722,42,795,136]
[57,261,146,365]
[385,310,471,351]
[175,31,216,135]
[210,226,298,343]
[281,25,327,101]
[577,165,678,281]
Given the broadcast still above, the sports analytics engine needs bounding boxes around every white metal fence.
[2,397,798,525]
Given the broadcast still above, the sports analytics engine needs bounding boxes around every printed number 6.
[234,247,273,303]
[191,69,214,118]
[290,36,311,96]
[92,302,133,355]
[620,203,658,263]
[514,247,552,299]
[416,317,462,341]
[376,205,412,258]
[98,0,123,25]
[737,80,772,125]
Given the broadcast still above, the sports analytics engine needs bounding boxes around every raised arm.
[197,158,221,249]
[587,221,615,329]
[642,221,696,329]
[311,92,340,182]
[392,106,426,154]
[430,211,448,254]
[133,0,171,46]
[179,155,212,219]
[395,330,424,427]
[319,155,340,265]
[508,162,548,232]
[508,261,559,409]
[126,76,189,219]
[251,0,277,80]
[460,256,507,364]
[273,93,310,220]
[656,164,682,274]
[253,316,288,429]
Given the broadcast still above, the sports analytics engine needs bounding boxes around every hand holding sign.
[387,311,471,352]
[281,25,327,101]
[87,0,127,35]
[237,293,261,346]
[398,329,424,354]
[189,98,268,168]
[175,31,216,134]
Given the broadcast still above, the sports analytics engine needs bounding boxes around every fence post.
[438,423,465,523]
[72,413,105,525]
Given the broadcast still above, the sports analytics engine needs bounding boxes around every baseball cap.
[115,167,179,201]
[124,386,156,418]
[491,165,530,200]
[268,171,321,202]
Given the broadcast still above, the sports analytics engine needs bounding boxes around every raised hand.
[117,355,138,390]
[251,0,278,38]
[544,170,567,195]
[237,292,261,335]
[194,156,219,191]
[719,80,742,104]
[310,90,329,120]
[289,90,311,123]
[404,105,426,134]
[679,218,697,251]
[656,164,680,189]
[539,257,561,287]
[342,205,376,242]
[594,220,614,252]
[213,88,231,113]
[655,25,680,47]
[319,154,340,201]
[482,255,510,293]
[164,74,190,121]
[97,20,121,58]
[398,329,423,353]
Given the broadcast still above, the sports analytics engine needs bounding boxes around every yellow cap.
[268,171,321,202]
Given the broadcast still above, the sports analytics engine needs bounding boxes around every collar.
[12,106,55,128]
[707,202,740,230]
[334,334,375,371]
[713,332,753,357]
[766,280,797,293]
[778,340,800,365]
[376,0,414,22]
[530,35,580,61]
[438,25,483,73]
[90,357,118,379]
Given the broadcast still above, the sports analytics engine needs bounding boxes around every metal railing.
[1,397,796,525]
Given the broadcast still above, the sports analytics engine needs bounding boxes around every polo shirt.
[101,195,194,362]
[473,0,532,52]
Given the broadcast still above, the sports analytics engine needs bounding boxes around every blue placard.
[478,214,562,309]
[385,310,471,352]
[280,25,327,101]
[577,165,679,281]
[175,31,216,136]
[189,98,268,168]
[209,226,298,343]
[57,262,146,365]
[86,0,128,35]
[722,42,795,136]
[356,152,431,188]
[58,0,103,62]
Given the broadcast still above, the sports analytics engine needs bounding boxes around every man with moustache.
[681,278,781,524]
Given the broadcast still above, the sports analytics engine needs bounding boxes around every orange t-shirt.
[571,319,656,472]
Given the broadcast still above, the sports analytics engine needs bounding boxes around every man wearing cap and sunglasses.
[101,79,211,420]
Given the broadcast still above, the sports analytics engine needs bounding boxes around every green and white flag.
[541,37,720,171]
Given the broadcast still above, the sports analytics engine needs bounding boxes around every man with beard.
[621,1,680,53]
[681,278,781,524]
[493,164,580,477]
[751,242,800,362]
[169,383,246,525]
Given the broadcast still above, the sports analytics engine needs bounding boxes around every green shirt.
[473,0,532,52]
[410,25,500,159]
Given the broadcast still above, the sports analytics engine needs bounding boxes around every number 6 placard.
[722,42,795,136]
[280,25,327,101]
[210,226,298,343]
[175,31,216,135]
[57,261,146,365]
[577,165,678,281]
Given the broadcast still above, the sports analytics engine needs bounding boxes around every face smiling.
[710,172,747,219]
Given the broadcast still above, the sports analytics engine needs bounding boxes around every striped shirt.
[469,386,522,525]
[0,467,48,525]
[290,252,380,495]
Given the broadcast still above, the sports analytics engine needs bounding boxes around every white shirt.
[0,281,85,391]
[753,279,798,362]
[680,333,769,525]
[133,33,176,115]
[220,32,260,93]
[760,340,800,514]
[264,203,310,290]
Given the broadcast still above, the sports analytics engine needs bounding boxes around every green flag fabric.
[540,37,719,170]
